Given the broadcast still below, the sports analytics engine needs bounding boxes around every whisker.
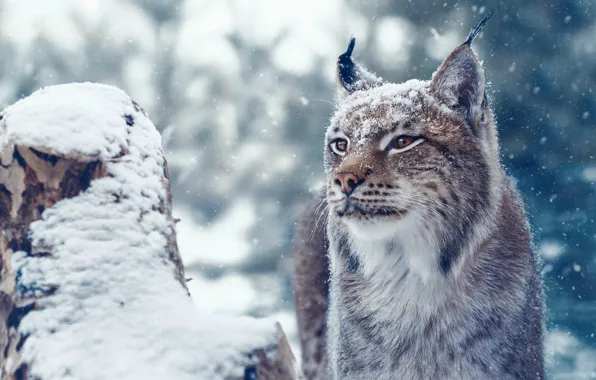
[309,203,330,242]
[313,197,327,215]
[311,98,335,106]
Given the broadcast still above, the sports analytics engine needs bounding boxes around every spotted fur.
[293,13,544,380]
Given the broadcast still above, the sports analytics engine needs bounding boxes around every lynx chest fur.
[293,12,545,380]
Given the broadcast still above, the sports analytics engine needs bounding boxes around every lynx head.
[325,12,502,273]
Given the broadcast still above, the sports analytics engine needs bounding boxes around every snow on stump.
[0,83,299,380]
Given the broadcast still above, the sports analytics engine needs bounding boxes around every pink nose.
[334,172,362,195]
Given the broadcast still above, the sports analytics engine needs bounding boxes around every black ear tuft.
[463,9,496,47]
[337,38,358,91]
[336,38,383,96]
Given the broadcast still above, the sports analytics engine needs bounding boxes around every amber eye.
[386,135,424,153]
[396,136,414,149]
[329,138,349,156]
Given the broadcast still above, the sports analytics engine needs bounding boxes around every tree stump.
[0,83,300,380]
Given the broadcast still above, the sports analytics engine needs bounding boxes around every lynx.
[293,11,545,380]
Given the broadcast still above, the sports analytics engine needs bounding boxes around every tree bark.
[0,144,109,379]
[0,83,300,380]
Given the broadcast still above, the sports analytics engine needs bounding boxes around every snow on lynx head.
[325,12,503,273]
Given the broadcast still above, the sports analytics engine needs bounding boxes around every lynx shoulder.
[293,11,545,380]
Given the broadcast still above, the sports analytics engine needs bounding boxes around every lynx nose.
[334,172,362,195]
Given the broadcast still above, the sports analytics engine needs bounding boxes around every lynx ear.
[337,38,383,97]
[430,10,495,130]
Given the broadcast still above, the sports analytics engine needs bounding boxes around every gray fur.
[293,196,329,380]
[293,23,545,380]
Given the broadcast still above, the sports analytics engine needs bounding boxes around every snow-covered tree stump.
[0,83,299,380]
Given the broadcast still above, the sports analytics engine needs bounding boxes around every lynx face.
[326,40,501,254]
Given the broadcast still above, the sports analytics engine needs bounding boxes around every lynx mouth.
[374,208,407,218]
[336,199,407,220]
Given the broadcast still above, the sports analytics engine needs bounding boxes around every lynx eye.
[386,135,424,154]
[329,138,348,156]
[395,136,414,149]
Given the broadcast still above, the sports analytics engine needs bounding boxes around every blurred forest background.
[0,0,594,378]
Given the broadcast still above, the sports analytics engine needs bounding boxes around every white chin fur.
[342,217,405,241]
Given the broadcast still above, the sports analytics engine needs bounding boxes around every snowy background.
[0,0,594,378]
